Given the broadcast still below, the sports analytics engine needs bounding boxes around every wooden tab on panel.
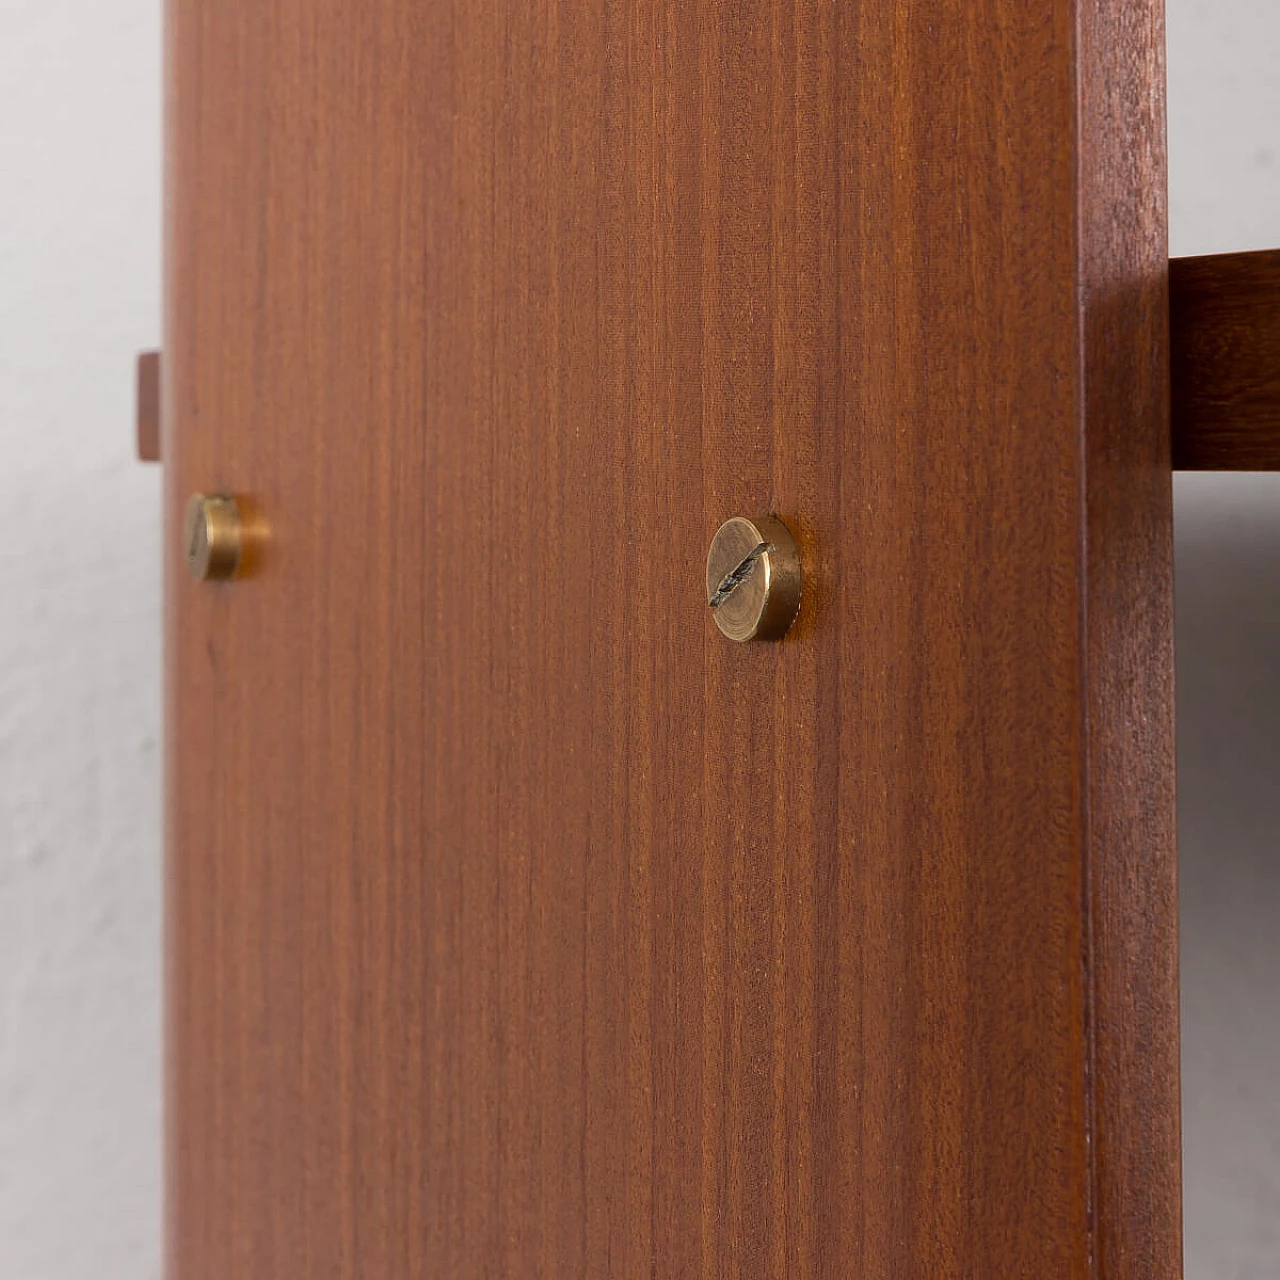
[136,350,161,462]
[1172,249,1280,470]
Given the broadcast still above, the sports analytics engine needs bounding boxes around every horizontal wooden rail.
[1172,249,1280,470]
[136,350,161,463]
[138,252,1279,474]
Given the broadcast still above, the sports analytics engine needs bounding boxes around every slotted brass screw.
[184,494,245,582]
[705,515,802,642]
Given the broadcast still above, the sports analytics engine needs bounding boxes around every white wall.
[0,1,1274,1277]
[0,2,163,1277]
[1170,3,1280,1275]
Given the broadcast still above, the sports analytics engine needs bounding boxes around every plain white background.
[1169,1,1280,1275]
[0,1,1276,1276]
[0,2,162,1278]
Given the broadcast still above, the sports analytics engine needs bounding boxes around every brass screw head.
[184,493,245,582]
[705,515,802,642]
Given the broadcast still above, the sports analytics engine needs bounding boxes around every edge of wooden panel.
[1077,0,1182,1274]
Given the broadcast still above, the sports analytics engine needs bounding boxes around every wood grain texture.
[136,350,161,462]
[1172,249,1280,469]
[1079,6,1181,1274]
[164,1,1180,1276]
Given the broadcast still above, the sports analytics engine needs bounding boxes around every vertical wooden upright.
[164,0,1180,1275]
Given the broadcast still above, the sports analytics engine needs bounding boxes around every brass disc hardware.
[184,493,255,582]
[705,515,802,642]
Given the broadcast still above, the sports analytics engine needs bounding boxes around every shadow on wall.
[1175,472,1280,1277]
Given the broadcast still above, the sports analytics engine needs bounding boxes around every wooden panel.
[165,1,1180,1276]
[136,350,160,462]
[1079,7,1181,1272]
[1172,249,1280,469]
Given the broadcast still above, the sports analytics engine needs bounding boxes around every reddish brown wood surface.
[165,1,1180,1276]
[136,350,160,462]
[1172,249,1280,469]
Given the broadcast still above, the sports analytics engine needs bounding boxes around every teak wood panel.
[164,2,1180,1277]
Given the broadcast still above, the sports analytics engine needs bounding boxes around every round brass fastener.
[705,515,802,642]
[184,493,249,582]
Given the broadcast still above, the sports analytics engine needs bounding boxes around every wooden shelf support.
[1171,249,1280,470]
[136,350,161,463]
